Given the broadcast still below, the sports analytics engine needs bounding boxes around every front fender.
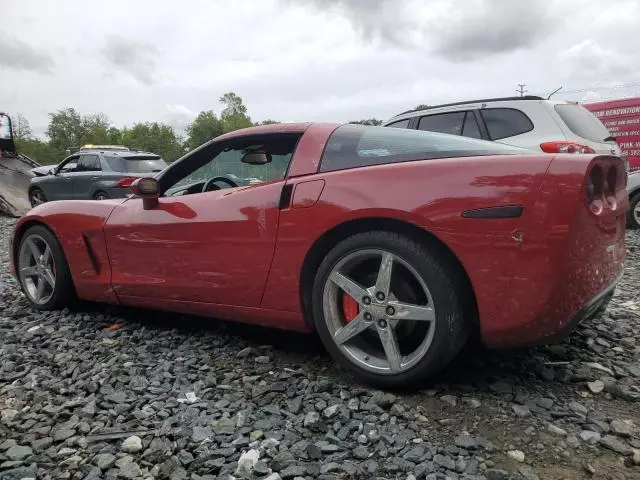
[12,199,125,303]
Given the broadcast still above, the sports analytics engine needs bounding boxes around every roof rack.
[391,95,545,118]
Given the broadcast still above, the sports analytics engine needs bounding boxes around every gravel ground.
[1,214,640,480]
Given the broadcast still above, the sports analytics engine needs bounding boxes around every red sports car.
[10,123,627,387]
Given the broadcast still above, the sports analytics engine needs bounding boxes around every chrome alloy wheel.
[18,234,56,305]
[322,249,436,375]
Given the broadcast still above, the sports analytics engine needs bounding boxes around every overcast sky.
[2,0,640,137]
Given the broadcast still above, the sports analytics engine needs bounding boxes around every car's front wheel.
[312,231,469,388]
[16,225,75,310]
[29,188,47,207]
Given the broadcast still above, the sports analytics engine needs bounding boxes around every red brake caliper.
[341,293,360,323]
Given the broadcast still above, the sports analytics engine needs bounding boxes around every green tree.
[15,139,60,165]
[414,104,430,110]
[82,113,113,145]
[254,119,280,126]
[121,122,184,162]
[46,108,85,150]
[219,92,252,133]
[349,118,383,126]
[13,113,33,140]
[186,110,224,150]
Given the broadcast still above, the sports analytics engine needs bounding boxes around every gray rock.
[116,456,143,479]
[303,411,321,428]
[518,466,540,480]
[121,435,143,453]
[280,465,306,478]
[512,404,531,418]
[433,454,455,471]
[94,453,116,470]
[5,445,33,461]
[440,395,458,407]
[600,435,633,455]
[610,419,633,437]
[548,424,568,437]
[580,430,601,444]
[454,434,478,449]
[485,469,509,480]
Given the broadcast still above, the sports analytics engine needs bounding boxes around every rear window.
[554,104,611,143]
[319,124,524,173]
[106,156,167,173]
[480,108,533,140]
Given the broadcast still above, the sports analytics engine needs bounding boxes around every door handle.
[91,176,99,180]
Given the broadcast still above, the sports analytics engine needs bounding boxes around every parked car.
[11,123,627,387]
[27,145,167,206]
[383,96,626,164]
[626,170,640,228]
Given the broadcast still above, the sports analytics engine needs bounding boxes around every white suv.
[382,96,624,160]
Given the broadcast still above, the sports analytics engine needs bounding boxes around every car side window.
[386,119,411,129]
[480,108,534,140]
[77,154,101,172]
[417,112,466,136]
[161,133,302,196]
[461,112,482,139]
[57,156,79,173]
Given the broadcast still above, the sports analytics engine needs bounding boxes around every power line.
[516,84,527,97]
[550,82,640,96]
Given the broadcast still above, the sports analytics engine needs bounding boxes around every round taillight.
[588,165,604,204]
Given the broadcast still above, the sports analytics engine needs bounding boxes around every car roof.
[214,123,320,142]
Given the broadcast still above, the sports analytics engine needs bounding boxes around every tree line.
[12,91,390,165]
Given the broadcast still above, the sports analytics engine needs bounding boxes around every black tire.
[311,231,469,388]
[628,193,640,229]
[16,225,76,310]
[93,191,110,200]
[29,188,47,207]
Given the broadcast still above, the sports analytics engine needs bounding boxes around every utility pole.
[516,84,527,97]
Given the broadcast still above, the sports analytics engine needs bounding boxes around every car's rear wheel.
[94,191,109,201]
[312,231,469,388]
[17,225,75,310]
[29,188,47,207]
[628,193,640,229]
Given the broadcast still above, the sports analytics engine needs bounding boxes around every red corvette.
[10,123,627,387]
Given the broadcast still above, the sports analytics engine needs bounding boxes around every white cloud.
[1,0,640,135]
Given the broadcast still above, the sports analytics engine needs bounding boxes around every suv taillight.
[541,141,596,154]
[116,177,136,187]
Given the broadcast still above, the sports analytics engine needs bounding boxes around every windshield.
[320,124,525,172]
[554,104,612,143]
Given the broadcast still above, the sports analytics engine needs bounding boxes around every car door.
[43,155,80,201]
[73,154,102,199]
[103,132,302,307]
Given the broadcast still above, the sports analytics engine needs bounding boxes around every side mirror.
[241,151,272,165]
[130,177,160,210]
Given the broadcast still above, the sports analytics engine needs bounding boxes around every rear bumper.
[484,269,623,349]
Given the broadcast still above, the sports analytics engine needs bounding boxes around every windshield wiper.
[604,136,617,142]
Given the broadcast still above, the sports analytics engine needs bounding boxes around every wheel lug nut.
[378,319,387,328]
[364,313,372,321]
[376,292,385,301]
[362,296,371,305]
[386,306,395,316]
